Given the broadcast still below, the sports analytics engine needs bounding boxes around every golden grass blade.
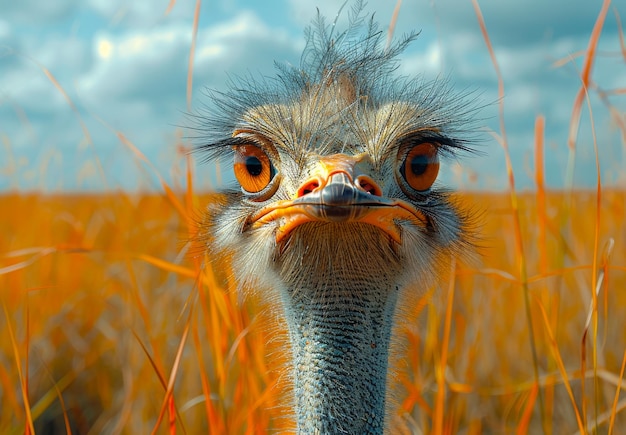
[136,253,196,278]
[191,316,225,433]
[1,300,35,435]
[399,286,436,416]
[187,0,201,112]
[40,67,92,148]
[565,0,610,190]
[533,295,585,433]
[534,115,548,275]
[0,247,56,275]
[472,0,508,146]
[385,0,402,51]
[132,329,168,389]
[616,7,626,59]
[232,376,280,431]
[433,258,456,434]
[151,308,191,435]
[601,239,615,346]
[582,240,613,340]
[24,299,31,434]
[580,0,611,88]
[608,350,626,434]
[527,264,596,283]
[164,0,176,15]
[582,399,626,435]
[184,151,196,238]
[516,383,538,435]
[487,129,544,428]
[0,363,20,417]
[551,50,587,68]
[36,358,72,434]
[577,76,603,430]
[29,372,76,425]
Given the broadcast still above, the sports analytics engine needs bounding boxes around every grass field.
[2,0,625,434]
[1,188,625,434]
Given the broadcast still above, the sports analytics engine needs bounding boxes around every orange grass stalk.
[432,259,456,434]
[608,350,626,434]
[616,8,626,59]
[191,314,225,433]
[601,238,615,348]
[1,300,35,434]
[516,383,539,435]
[36,355,72,434]
[136,253,197,279]
[534,115,547,276]
[471,0,544,428]
[400,287,436,417]
[534,114,560,432]
[385,0,403,51]
[30,372,76,421]
[40,67,92,148]
[578,76,603,432]
[151,307,192,434]
[132,329,169,390]
[565,0,611,190]
[187,0,201,112]
[533,296,585,433]
[567,0,611,148]
[164,0,177,15]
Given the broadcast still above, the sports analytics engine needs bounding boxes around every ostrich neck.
[282,278,399,434]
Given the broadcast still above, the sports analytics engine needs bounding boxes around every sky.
[1,0,624,192]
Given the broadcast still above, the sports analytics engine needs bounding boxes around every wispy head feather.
[192,1,481,165]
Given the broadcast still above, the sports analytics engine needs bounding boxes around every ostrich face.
[212,92,469,294]
[200,67,476,297]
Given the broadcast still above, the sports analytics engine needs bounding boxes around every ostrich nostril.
[356,176,382,196]
[298,178,321,197]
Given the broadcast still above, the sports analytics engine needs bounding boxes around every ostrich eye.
[233,145,275,193]
[399,142,440,192]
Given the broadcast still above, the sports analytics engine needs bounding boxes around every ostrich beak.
[249,153,427,243]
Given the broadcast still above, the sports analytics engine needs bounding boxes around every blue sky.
[1,0,624,191]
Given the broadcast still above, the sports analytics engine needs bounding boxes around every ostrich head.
[197,4,476,433]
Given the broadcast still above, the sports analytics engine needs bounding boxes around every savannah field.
[1,1,625,434]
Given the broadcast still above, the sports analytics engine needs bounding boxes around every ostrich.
[197,4,476,433]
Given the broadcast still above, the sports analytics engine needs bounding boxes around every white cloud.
[398,41,442,78]
[79,25,190,102]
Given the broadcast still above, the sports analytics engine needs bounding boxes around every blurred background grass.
[1,0,625,434]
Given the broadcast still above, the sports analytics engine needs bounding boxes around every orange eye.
[233,145,275,193]
[399,142,440,192]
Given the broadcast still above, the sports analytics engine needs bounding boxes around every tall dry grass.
[1,1,625,434]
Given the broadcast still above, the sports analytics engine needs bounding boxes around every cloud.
[0,0,623,191]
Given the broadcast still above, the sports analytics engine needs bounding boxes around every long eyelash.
[193,137,245,163]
